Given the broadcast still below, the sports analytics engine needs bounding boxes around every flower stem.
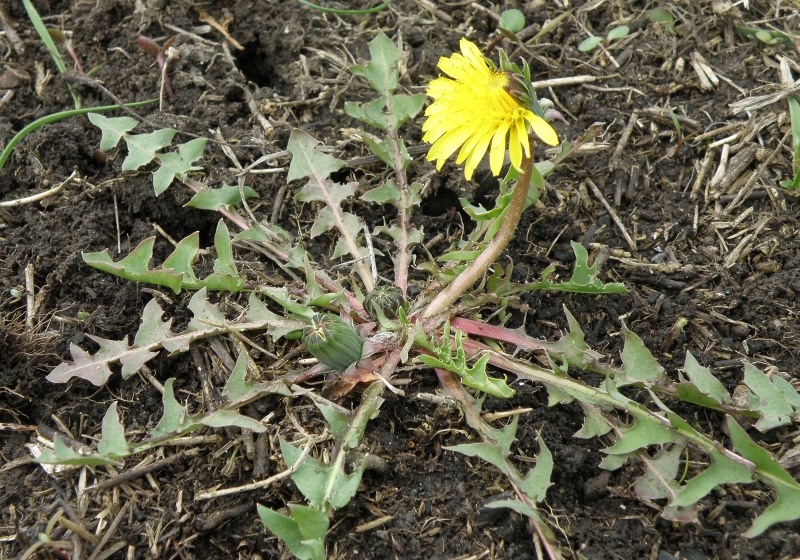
[420,153,535,323]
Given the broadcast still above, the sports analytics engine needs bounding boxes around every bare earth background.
[1,1,800,559]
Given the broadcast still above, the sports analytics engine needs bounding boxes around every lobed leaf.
[280,437,365,510]
[674,352,733,407]
[83,220,243,294]
[152,138,207,195]
[350,31,401,95]
[122,128,176,171]
[420,327,515,398]
[742,363,800,431]
[88,113,138,151]
[48,290,305,385]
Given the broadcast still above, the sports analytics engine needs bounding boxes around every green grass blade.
[297,0,392,15]
[21,0,81,107]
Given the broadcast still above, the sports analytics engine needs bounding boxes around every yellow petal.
[489,123,509,176]
[526,113,559,146]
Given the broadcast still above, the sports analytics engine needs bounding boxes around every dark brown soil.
[2,1,799,559]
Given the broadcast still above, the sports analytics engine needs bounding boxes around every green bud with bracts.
[302,314,364,371]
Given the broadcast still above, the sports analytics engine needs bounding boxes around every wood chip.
[690,51,719,90]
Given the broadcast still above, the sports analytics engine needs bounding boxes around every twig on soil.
[113,193,121,254]
[530,75,599,90]
[24,264,37,329]
[194,439,313,501]
[355,515,395,533]
[195,503,253,531]
[159,46,179,112]
[86,502,130,560]
[640,107,702,131]
[723,130,790,213]
[690,148,715,200]
[197,8,244,50]
[0,170,77,207]
[86,450,199,492]
[710,143,758,196]
[609,111,638,169]
[723,216,770,269]
[709,143,731,195]
[163,22,217,46]
[415,0,452,22]
[0,4,25,56]
[694,122,743,143]
[138,365,165,394]
[585,178,637,251]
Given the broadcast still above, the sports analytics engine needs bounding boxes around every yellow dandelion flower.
[422,38,559,180]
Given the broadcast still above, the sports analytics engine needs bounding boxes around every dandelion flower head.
[422,38,558,180]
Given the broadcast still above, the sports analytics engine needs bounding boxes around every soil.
[1,1,800,559]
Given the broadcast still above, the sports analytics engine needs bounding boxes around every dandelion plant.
[39,30,800,560]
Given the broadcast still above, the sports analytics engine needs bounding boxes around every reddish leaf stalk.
[420,152,535,324]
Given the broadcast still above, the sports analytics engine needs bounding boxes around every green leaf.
[551,307,602,367]
[574,403,612,439]
[616,323,666,386]
[499,9,525,33]
[419,328,514,398]
[446,417,518,472]
[221,351,257,403]
[647,8,676,33]
[390,93,426,126]
[344,98,391,131]
[279,437,364,510]
[288,128,345,185]
[314,402,350,442]
[726,416,800,537]
[352,129,392,165]
[519,434,554,502]
[151,379,197,438]
[203,409,266,432]
[603,417,683,455]
[350,31,401,94]
[438,249,482,262]
[361,181,401,204]
[186,183,258,211]
[607,25,630,41]
[97,402,130,458]
[675,352,732,405]
[161,233,201,286]
[85,222,242,294]
[743,362,800,431]
[257,504,327,560]
[152,138,206,195]
[245,292,307,340]
[211,219,239,278]
[553,241,628,294]
[634,445,684,500]
[484,498,540,520]
[132,299,173,347]
[36,435,123,467]
[122,128,175,171]
[578,36,603,52]
[88,113,139,151]
[46,335,131,385]
[83,237,184,293]
[669,430,752,506]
